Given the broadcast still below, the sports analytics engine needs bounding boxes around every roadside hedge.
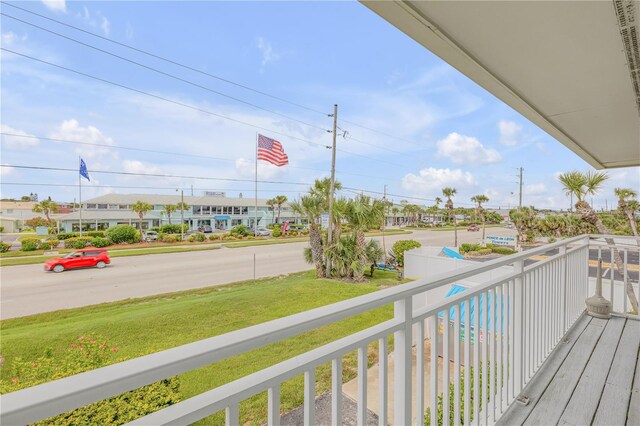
[160,234,179,243]
[91,237,112,248]
[21,238,42,251]
[56,232,78,240]
[2,335,182,425]
[105,225,139,244]
[159,224,188,234]
[188,233,206,242]
[63,237,95,249]
[0,241,11,252]
[85,231,106,238]
[492,246,517,255]
[391,240,422,266]
[230,225,249,237]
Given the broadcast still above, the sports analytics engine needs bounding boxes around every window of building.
[97,204,108,209]
[119,205,128,210]
[242,207,248,214]
[233,207,240,215]
[108,204,118,210]
[231,219,242,226]
[86,204,97,209]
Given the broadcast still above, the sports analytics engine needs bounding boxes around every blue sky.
[1,0,638,210]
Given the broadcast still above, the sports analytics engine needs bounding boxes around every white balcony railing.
[1,234,637,425]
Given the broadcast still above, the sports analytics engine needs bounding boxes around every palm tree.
[32,197,59,223]
[614,188,639,241]
[274,195,288,223]
[471,194,490,240]
[330,197,348,241]
[291,195,325,278]
[162,204,177,225]
[175,201,190,231]
[442,187,458,247]
[309,178,343,210]
[131,201,154,239]
[343,195,384,281]
[559,171,638,313]
[266,198,276,223]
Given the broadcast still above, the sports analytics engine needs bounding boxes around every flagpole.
[79,156,83,237]
[255,132,258,237]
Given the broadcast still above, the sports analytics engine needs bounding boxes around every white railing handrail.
[0,234,592,424]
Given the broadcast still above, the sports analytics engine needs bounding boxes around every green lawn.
[1,270,403,425]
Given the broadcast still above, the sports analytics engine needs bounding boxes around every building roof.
[58,210,160,221]
[0,201,37,210]
[83,193,285,207]
[363,0,640,169]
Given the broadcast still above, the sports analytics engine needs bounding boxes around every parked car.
[44,248,111,273]
[144,230,158,242]
[288,224,308,232]
[249,227,272,236]
[197,225,213,233]
[467,225,480,232]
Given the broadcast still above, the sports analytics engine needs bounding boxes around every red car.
[44,248,111,273]
[467,225,480,232]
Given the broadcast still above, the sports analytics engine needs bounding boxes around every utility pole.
[518,167,524,209]
[177,189,184,241]
[326,104,338,277]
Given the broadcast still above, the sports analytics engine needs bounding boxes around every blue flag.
[79,158,90,181]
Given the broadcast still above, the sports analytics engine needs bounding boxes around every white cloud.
[125,23,134,40]
[525,183,547,195]
[49,119,118,160]
[100,16,111,37]
[436,132,502,165]
[41,0,66,13]
[0,124,40,148]
[122,160,160,175]
[235,157,282,180]
[498,120,522,146]
[401,167,476,194]
[256,37,280,72]
[0,165,15,176]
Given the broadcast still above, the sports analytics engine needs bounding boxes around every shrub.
[478,248,492,255]
[208,234,223,241]
[193,233,206,242]
[150,226,160,232]
[246,235,255,240]
[21,228,35,233]
[159,224,188,234]
[85,231,106,238]
[221,234,236,241]
[0,226,4,233]
[548,236,557,243]
[230,225,249,237]
[1,335,182,424]
[56,232,78,240]
[459,243,482,254]
[391,240,422,266]
[187,235,195,242]
[92,237,112,248]
[301,229,310,236]
[43,239,60,250]
[491,246,517,255]
[105,225,139,244]
[288,230,299,237]
[161,234,179,243]
[21,238,41,251]
[25,217,54,228]
[272,228,282,238]
[0,241,11,252]
[63,237,94,249]
[266,223,281,230]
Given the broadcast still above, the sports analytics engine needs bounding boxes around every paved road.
[0,228,517,319]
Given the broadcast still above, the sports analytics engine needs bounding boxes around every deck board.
[557,317,625,425]
[628,352,640,426]
[523,317,607,425]
[496,315,591,426]
[592,319,640,426]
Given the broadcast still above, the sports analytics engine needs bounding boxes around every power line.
[1,12,330,133]
[2,48,406,168]
[0,1,330,116]
[0,132,389,181]
[1,1,437,149]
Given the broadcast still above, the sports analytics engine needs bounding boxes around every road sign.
[321,213,329,230]
[487,235,516,246]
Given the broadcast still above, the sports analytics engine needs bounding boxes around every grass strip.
[1,270,404,425]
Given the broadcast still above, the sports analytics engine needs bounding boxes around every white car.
[144,231,158,242]
[251,227,272,236]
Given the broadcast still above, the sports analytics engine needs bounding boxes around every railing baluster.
[610,247,615,308]
[304,369,315,426]
[268,386,280,426]
[464,295,471,426]
[623,249,628,314]
[514,260,524,395]
[481,291,488,426]
[496,284,503,416]
[430,315,439,426]
[508,279,515,404]
[378,337,387,426]
[473,295,480,426]
[357,346,367,426]
[524,271,530,381]
[489,288,496,423]
[226,404,239,426]
[454,303,461,425]
[502,282,509,411]
[416,320,425,426]
[443,307,450,426]
[394,297,413,425]
[332,357,342,426]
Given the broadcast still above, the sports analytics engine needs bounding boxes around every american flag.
[257,134,289,167]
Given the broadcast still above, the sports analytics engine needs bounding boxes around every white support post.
[304,370,315,426]
[513,260,524,394]
[332,357,342,426]
[357,346,367,426]
[393,297,413,426]
[268,386,280,426]
[378,337,387,426]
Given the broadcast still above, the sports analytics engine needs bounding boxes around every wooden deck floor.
[498,314,640,426]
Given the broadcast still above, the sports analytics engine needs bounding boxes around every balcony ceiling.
[362,0,640,169]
